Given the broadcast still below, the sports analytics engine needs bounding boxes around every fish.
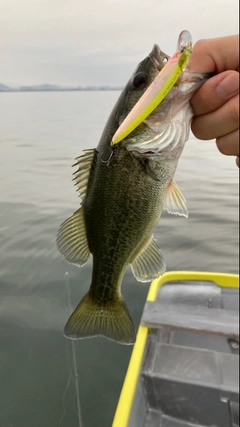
[112,30,193,144]
[57,35,208,345]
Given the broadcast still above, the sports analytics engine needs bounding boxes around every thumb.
[191,70,239,116]
[188,36,239,74]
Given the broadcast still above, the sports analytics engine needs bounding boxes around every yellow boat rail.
[112,271,239,427]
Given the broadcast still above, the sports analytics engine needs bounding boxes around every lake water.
[0,91,239,427]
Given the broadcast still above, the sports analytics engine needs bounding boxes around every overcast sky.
[0,0,238,86]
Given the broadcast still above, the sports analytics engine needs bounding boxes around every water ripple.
[0,91,238,427]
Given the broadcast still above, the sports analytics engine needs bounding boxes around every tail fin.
[64,292,136,345]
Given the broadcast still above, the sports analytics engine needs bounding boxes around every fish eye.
[163,57,168,64]
[133,72,149,90]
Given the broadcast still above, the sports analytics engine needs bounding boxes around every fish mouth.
[124,69,211,157]
[150,44,170,72]
[150,43,210,86]
[122,43,212,157]
[178,69,211,86]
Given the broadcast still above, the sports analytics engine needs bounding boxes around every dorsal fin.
[72,149,95,202]
[57,149,94,266]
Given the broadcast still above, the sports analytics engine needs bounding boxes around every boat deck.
[117,275,239,427]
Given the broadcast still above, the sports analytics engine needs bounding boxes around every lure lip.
[111,31,192,146]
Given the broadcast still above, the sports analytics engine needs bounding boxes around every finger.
[188,36,239,73]
[216,129,239,156]
[191,94,239,140]
[191,70,239,116]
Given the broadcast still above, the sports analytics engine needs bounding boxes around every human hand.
[188,35,239,167]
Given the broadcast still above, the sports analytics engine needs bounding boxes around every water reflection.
[0,92,238,426]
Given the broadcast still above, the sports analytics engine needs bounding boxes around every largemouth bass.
[57,35,208,345]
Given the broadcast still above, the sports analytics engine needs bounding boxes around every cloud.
[0,0,238,85]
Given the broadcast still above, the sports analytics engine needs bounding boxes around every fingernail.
[216,73,239,98]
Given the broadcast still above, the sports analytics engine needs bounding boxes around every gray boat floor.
[128,281,239,427]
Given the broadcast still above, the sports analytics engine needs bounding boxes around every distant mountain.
[0,83,10,91]
[0,83,123,92]
[20,83,65,91]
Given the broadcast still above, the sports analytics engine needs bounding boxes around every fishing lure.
[112,30,192,145]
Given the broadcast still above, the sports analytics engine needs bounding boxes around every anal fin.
[131,236,166,282]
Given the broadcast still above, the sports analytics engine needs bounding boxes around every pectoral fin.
[56,208,90,266]
[131,236,166,282]
[163,180,188,217]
